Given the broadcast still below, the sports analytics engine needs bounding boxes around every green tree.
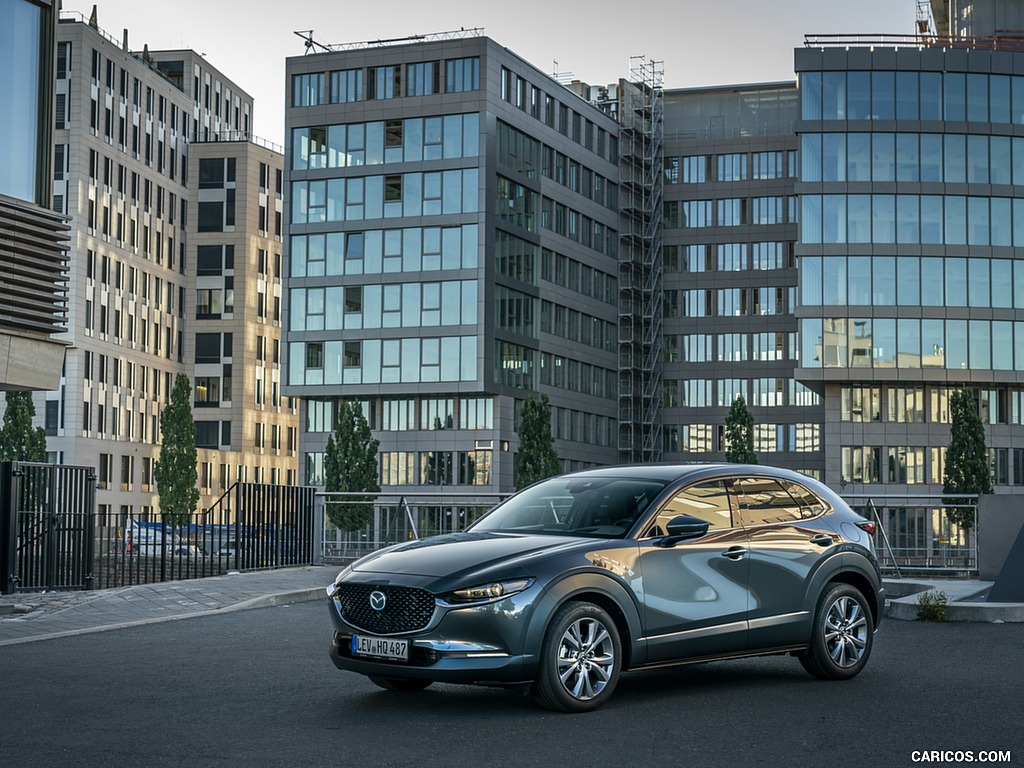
[943,387,992,529]
[0,392,47,462]
[153,374,199,527]
[324,401,380,531]
[724,395,757,464]
[516,394,561,490]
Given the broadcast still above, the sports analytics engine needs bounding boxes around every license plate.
[351,634,409,662]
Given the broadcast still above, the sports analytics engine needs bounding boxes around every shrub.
[917,590,948,622]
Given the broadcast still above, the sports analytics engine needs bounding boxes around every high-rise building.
[283,32,621,492]
[659,82,824,476]
[185,137,296,502]
[0,0,69,393]
[794,9,1024,503]
[42,10,296,519]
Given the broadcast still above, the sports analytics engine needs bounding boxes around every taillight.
[855,521,877,536]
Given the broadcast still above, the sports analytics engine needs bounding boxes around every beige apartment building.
[38,10,296,522]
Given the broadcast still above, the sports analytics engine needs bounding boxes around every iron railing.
[843,493,979,577]
[2,471,317,593]
[317,491,510,562]
[95,482,317,589]
[1,462,96,594]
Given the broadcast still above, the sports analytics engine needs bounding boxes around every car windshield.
[470,476,667,538]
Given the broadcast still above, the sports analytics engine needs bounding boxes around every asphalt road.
[0,603,1020,768]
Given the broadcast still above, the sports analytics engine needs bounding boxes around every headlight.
[448,578,533,604]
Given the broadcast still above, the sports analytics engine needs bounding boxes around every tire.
[800,582,874,681]
[533,601,622,713]
[367,675,433,693]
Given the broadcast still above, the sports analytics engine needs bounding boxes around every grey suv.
[326,464,883,712]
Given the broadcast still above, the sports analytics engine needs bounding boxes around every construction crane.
[294,30,332,55]
[916,0,935,36]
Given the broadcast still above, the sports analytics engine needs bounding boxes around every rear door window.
[729,477,804,527]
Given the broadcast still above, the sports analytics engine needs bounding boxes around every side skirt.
[628,645,809,672]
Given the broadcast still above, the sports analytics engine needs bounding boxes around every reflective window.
[731,477,804,526]
[445,57,480,93]
[649,480,733,535]
[330,69,362,103]
[0,0,44,202]
[847,72,871,119]
[292,73,324,107]
[896,72,919,120]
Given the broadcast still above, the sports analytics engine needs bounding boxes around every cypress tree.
[153,374,200,527]
[0,392,47,462]
[943,387,992,529]
[323,401,380,531]
[516,394,561,489]
[724,395,757,464]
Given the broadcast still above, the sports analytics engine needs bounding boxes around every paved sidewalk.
[0,565,337,646]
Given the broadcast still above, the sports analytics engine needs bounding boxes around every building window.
[330,68,362,103]
[445,57,479,92]
[406,61,438,96]
[292,72,324,106]
[195,421,220,449]
[194,377,221,408]
[368,66,400,100]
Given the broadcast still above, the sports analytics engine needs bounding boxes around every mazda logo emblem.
[369,591,387,611]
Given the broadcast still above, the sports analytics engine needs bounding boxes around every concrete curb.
[883,580,1024,623]
[0,586,326,647]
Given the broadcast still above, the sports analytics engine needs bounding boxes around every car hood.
[349,531,585,579]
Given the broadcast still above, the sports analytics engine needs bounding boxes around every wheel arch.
[826,569,880,626]
[527,573,643,671]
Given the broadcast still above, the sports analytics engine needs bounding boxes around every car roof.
[562,463,738,483]
[561,463,824,487]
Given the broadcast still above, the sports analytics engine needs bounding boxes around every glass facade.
[660,84,820,475]
[285,38,620,491]
[798,62,1024,371]
[0,0,46,203]
[796,48,1024,492]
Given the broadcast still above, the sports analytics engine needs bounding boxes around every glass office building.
[0,0,69,392]
[284,34,621,491]
[794,41,1024,493]
[660,83,824,476]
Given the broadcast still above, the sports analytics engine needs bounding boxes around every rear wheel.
[367,675,433,692]
[800,582,874,680]
[533,601,622,713]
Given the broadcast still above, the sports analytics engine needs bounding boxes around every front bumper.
[325,591,538,685]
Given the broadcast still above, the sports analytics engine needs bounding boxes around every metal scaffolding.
[617,56,664,464]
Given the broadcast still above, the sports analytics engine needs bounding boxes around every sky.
[67,0,918,146]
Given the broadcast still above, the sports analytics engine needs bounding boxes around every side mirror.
[659,514,710,546]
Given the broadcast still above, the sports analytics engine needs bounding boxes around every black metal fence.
[1,462,97,594]
[94,482,318,589]
[1,466,318,594]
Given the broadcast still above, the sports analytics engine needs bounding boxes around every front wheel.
[367,675,433,692]
[533,601,622,713]
[800,583,874,680]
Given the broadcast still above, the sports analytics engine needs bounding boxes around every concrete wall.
[978,494,1024,580]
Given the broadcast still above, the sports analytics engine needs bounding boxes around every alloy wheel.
[555,616,616,701]
[823,595,869,668]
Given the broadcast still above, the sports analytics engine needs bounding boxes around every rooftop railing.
[805,32,1024,53]
[190,131,284,155]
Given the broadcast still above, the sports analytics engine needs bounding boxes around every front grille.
[336,583,436,634]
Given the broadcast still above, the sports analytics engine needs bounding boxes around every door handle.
[722,547,748,560]
[810,534,833,547]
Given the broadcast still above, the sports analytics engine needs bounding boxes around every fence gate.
[1,462,96,594]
